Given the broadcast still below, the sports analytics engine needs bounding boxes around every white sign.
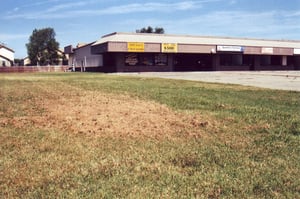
[217,45,244,52]
[294,48,300,55]
[262,47,273,54]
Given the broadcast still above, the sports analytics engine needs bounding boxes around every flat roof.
[92,32,300,49]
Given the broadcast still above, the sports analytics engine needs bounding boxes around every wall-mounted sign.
[162,43,178,53]
[127,42,145,52]
[261,47,273,54]
[217,45,244,52]
[294,48,300,55]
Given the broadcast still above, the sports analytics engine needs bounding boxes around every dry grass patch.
[45,91,204,140]
[1,81,213,141]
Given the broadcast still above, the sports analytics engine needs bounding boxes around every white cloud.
[24,0,62,7]
[83,1,202,15]
[119,10,300,40]
[0,33,28,41]
[4,1,208,19]
[46,1,88,12]
[3,0,299,41]
[229,0,237,5]
[282,10,300,17]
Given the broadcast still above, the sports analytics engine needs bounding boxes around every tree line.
[136,26,165,34]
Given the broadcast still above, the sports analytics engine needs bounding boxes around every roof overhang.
[90,32,300,55]
[92,32,300,49]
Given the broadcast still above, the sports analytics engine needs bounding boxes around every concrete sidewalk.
[113,71,300,91]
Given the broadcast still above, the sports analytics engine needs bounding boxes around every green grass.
[0,72,299,198]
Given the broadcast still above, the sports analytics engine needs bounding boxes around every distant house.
[0,44,14,67]
[22,57,31,66]
[64,43,103,72]
[23,49,66,66]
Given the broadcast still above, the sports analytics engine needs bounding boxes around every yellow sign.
[127,42,145,52]
[162,43,178,53]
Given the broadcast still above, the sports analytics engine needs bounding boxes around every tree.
[154,27,165,34]
[14,59,22,66]
[26,28,60,66]
[136,26,165,34]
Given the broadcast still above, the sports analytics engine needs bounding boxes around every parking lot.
[114,71,300,91]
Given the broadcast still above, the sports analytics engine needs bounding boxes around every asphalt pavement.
[113,71,300,91]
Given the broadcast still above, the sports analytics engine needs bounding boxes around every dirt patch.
[45,91,207,139]
[2,87,212,140]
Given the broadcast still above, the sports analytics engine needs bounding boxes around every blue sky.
[1,0,300,58]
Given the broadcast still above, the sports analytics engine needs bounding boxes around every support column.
[169,54,174,71]
[254,56,260,70]
[282,56,287,66]
[212,54,220,71]
[115,53,124,72]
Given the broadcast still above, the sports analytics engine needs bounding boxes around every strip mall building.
[64,32,300,72]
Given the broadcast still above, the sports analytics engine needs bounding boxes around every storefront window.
[125,53,168,66]
[140,54,154,66]
[154,54,168,66]
[220,54,232,66]
[271,56,281,66]
[287,56,294,66]
[125,53,139,66]
[220,54,243,66]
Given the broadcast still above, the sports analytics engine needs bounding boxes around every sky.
[1,0,300,58]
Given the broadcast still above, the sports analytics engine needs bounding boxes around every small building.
[64,43,103,72]
[66,32,300,72]
[0,44,14,67]
[23,49,66,66]
[22,57,31,66]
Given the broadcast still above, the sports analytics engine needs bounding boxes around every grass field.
[0,72,299,198]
